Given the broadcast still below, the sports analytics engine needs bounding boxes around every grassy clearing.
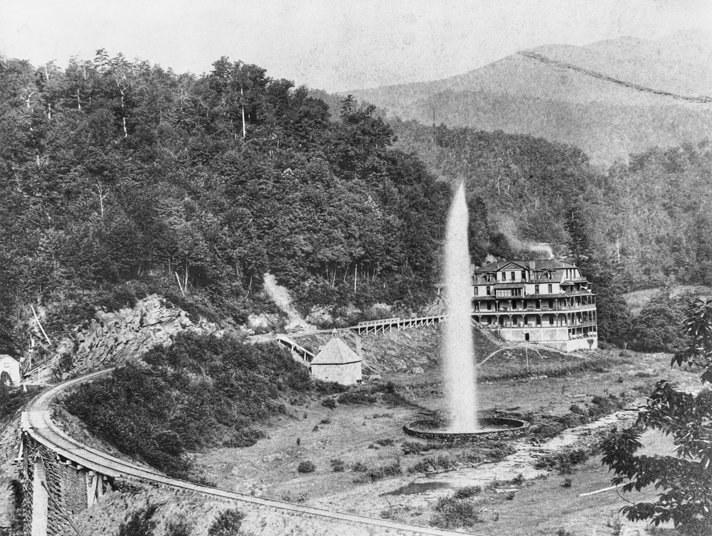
[187,347,682,515]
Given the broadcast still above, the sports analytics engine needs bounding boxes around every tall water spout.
[442,182,478,432]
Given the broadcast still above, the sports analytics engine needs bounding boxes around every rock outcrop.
[57,295,223,376]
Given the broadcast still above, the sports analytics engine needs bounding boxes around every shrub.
[569,404,586,415]
[361,460,402,482]
[407,459,434,474]
[487,443,515,461]
[458,450,484,464]
[453,486,482,499]
[401,441,426,455]
[188,474,217,487]
[320,418,331,425]
[558,413,583,428]
[407,455,457,474]
[330,459,345,472]
[509,473,524,485]
[535,448,590,474]
[208,509,246,536]
[118,505,158,536]
[430,496,481,529]
[280,492,308,503]
[351,461,369,472]
[321,398,337,409]
[165,520,192,536]
[534,422,565,438]
[297,461,316,473]
[375,438,394,446]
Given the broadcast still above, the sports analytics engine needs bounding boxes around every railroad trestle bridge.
[15,370,460,536]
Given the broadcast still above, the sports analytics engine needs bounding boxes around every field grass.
[58,323,699,535]
[189,346,692,534]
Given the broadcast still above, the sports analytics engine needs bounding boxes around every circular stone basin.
[403,417,529,444]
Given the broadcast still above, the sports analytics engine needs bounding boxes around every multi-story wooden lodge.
[471,260,597,352]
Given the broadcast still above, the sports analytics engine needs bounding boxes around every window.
[510,271,515,281]
[548,284,553,293]
[474,286,479,296]
[522,270,527,280]
[535,284,539,294]
[486,286,491,295]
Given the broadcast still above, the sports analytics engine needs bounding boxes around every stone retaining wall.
[403,417,529,444]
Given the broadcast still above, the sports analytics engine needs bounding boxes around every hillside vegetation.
[62,332,316,478]
[0,53,450,356]
[2,49,708,358]
[392,121,712,291]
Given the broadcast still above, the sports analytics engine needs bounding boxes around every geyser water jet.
[442,182,478,432]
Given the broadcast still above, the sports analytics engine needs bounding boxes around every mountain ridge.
[347,31,712,164]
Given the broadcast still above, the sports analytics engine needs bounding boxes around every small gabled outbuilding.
[0,354,20,387]
[310,337,362,386]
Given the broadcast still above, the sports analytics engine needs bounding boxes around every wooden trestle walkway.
[274,316,447,363]
[274,334,316,364]
[351,315,445,335]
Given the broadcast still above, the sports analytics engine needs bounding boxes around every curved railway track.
[22,369,458,535]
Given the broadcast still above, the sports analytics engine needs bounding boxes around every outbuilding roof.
[311,338,362,366]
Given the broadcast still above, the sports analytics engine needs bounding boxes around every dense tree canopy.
[0,53,450,353]
[393,120,712,292]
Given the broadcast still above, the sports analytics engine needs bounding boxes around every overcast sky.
[1,0,710,92]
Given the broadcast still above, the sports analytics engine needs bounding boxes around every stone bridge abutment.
[20,432,113,536]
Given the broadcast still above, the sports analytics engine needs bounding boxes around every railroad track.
[22,369,459,535]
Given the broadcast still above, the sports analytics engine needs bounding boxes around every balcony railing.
[478,303,596,313]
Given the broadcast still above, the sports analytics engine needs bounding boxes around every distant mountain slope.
[349,32,712,165]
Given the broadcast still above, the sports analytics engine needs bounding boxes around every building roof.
[311,338,362,366]
[475,259,577,273]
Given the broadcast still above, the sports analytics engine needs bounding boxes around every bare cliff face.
[51,295,223,379]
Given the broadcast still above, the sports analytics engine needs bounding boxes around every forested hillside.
[2,50,709,357]
[392,120,712,294]
[0,52,450,355]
